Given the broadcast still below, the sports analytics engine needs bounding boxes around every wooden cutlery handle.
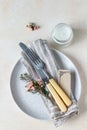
[47,83,67,112]
[49,78,72,107]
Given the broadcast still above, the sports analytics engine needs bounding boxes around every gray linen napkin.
[20,39,79,127]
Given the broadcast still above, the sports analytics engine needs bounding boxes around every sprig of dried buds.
[26,23,40,31]
[20,73,49,97]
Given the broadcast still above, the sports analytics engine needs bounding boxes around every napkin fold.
[20,39,79,127]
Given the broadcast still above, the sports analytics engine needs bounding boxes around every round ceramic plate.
[10,49,81,120]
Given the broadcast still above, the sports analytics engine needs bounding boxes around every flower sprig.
[26,23,40,31]
[20,73,49,97]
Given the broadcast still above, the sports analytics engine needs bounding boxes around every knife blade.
[19,42,72,112]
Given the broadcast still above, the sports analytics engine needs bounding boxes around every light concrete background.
[0,0,87,130]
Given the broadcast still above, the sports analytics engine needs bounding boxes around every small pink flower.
[31,86,35,90]
[25,81,35,91]
[34,26,40,30]
[26,23,40,31]
[28,81,33,86]
[37,78,44,87]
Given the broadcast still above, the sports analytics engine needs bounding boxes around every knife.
[19,42,72,112]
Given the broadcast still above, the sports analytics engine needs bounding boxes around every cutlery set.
[19,42,72,112]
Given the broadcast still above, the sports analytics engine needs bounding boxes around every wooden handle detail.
[47,83,67,112]
[49,78,72,107]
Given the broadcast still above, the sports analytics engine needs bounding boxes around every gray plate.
[10,49,81,120]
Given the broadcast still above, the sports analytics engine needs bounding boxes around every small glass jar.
[51,23,73,47]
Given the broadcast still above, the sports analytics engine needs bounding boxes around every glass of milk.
[51,23,73,47]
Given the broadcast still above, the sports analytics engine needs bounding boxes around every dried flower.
[25,81,35,91]
[37,78,44,87]
[26,22,40,31]
[20,73,49,97]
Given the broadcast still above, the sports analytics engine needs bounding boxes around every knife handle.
[46,83,67,112]
[49,78,72,107]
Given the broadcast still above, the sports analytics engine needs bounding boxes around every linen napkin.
[20,39,79,127]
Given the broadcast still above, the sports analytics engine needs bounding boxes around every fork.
[19,42,72,112]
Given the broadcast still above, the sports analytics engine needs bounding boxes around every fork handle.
[46,83,67,112]
[49,78,72,107]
